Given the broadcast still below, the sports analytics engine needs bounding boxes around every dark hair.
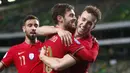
[84,5,102,22]
[23,15,39,25]
[51,3,74,24]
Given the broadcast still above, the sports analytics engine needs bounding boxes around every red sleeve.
[1,46,15,67]
[66,38,84,54]
[75,39,99,62]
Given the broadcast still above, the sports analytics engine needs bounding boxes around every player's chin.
[27,34,36,40]
[77,30,83,35]
[30,34,37,37]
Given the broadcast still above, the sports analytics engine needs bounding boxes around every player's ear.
[57,15,63,22]
[92,20,97,30]
[22,26,25,32]
[92,25,95,29]
[92,23,96,30]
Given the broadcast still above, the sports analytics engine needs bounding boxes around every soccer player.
[29,3,80,73]
[0,15,71,73]
[39,5,101,73]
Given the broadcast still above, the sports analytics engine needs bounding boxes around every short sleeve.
[66,38,84,55]
[1,46,15,67]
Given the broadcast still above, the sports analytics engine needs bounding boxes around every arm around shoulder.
[36,26,57,36]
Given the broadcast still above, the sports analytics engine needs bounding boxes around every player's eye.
[86,21,92,26]
[34,24,38,28]
[28,24,32,27]
[69,13,74,17]
[82,17,86,22]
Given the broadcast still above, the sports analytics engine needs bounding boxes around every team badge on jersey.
[29,53,34,60]
[74,38,81,44]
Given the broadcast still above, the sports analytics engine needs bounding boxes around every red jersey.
[69,35,99,73]
[40,35,83,73]
[30,34,98,73]
[1,41,43,73]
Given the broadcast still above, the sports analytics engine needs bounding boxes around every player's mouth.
[30,31,36,35]
[78,24,88,33]
[71,19,76,27]
[79,24,84,30]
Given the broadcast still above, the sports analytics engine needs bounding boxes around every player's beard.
[26,32,37,43]
[64,20,76,34]
[28,34,36,41]
[64,24,76,34]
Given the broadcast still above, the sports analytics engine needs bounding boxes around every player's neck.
[74,31,81,39]
[57,23,65,30]
[74,35,82,39]
[74,31,90,39]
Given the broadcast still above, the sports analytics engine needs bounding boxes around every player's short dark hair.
[23,15,39,25]
[51,3,74,24]
[84,5,102,22]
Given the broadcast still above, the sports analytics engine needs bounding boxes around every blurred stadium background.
[0,0,130,73]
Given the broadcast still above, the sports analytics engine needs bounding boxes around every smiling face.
[23,19,39,40]
[76,11,97,38]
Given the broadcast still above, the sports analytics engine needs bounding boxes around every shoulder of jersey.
[10,42,25,50]
[10,44,19,49]
[49,35,59,42]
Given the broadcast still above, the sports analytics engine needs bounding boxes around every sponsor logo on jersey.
[74,38,81,44]
[29,53,34,60]
[18,52,25,55]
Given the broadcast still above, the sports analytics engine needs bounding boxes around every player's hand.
[56,28,72,46]
[39,48,46,61]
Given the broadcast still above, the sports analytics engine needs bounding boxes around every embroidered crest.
[74,38,81,44]
[29,53,34,60]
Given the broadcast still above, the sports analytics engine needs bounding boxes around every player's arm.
[74,39,99,62]
[36,26,72,46]
[36,26,57,36]
[0,61,5,72]
[40,54,76,71]
[39,48,76,71]
[1,46,15,71]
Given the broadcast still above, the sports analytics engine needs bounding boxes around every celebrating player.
[39,5,101,73]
